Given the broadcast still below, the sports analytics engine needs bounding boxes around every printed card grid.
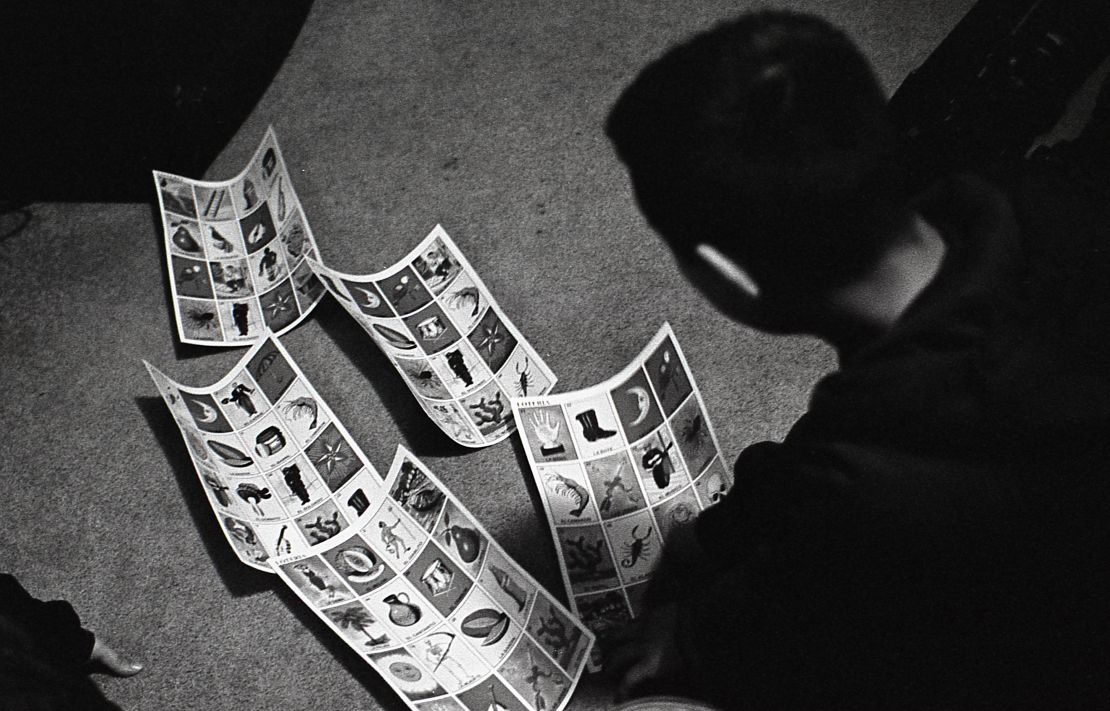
[155,127,326,346]
[145,335,385,571]
[271,447,593,711]
[511,324,733,659]
[308,226,556,447]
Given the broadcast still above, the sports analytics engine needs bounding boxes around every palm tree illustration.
[330,607,388,647]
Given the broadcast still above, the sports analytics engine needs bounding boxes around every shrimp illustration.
[445,286,480,317]
[282,396,319,429]
[544,471,590,517]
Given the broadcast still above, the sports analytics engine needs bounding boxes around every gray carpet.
[0,1,976,708]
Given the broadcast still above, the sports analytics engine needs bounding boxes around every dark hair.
[606,11,909,289]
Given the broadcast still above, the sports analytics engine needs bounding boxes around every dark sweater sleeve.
[0,574,96,668]
[672,440,919,707]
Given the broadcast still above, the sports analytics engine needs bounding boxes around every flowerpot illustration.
[442,511,481,563]
[383,593,421,627]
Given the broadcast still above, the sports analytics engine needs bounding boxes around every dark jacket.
[681,162,1110,709]
[0,574,119,711]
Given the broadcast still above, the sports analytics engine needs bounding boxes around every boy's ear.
[693,243,761,300]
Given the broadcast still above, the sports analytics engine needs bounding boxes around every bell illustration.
[442,510,481,563]
[383,593,421,627]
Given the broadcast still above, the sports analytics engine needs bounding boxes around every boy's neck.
[823,214,947,356]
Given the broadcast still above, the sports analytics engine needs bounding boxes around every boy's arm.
[0,574,142,676]
[0,574,96,668]
[609,439,901,704]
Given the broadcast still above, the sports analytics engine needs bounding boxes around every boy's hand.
[606,603,684,701]
[89,636,143,677]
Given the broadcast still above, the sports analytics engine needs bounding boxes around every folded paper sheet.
[308,226,556,447]
[154,127,325,345]
[510,324,733,655]
[145,336,385,571]
[272,447,594,711]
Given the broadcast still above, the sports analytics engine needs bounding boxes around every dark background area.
[0,2,312,202]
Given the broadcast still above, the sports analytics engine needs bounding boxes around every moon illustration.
[626,386,651,425]
[192,400,218,423]
[354,287,381,308]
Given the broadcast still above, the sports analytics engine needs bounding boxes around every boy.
[605,10,1110,709]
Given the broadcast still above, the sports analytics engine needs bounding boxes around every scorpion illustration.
[620,525,654,568]
[515,356,533,396]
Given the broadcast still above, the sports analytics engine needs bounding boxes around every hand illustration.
[530,411,562,449]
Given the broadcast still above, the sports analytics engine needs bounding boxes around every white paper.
[145,335,385,571]
[308,225,556,447]
[271,446,594,711]
[510,324,733,660]
[154,127,325,346]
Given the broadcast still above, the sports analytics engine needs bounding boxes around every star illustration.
[476,322,505,357]
[313,439,351,475]
[265,291,295,319]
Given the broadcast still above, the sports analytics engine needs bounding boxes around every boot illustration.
[575,409,616,442]
[233,302,250,336]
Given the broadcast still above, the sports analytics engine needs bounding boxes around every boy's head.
[607,11,910,330]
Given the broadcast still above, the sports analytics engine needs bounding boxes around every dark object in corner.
[890,0,1110,192]
[0,1,313,203]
